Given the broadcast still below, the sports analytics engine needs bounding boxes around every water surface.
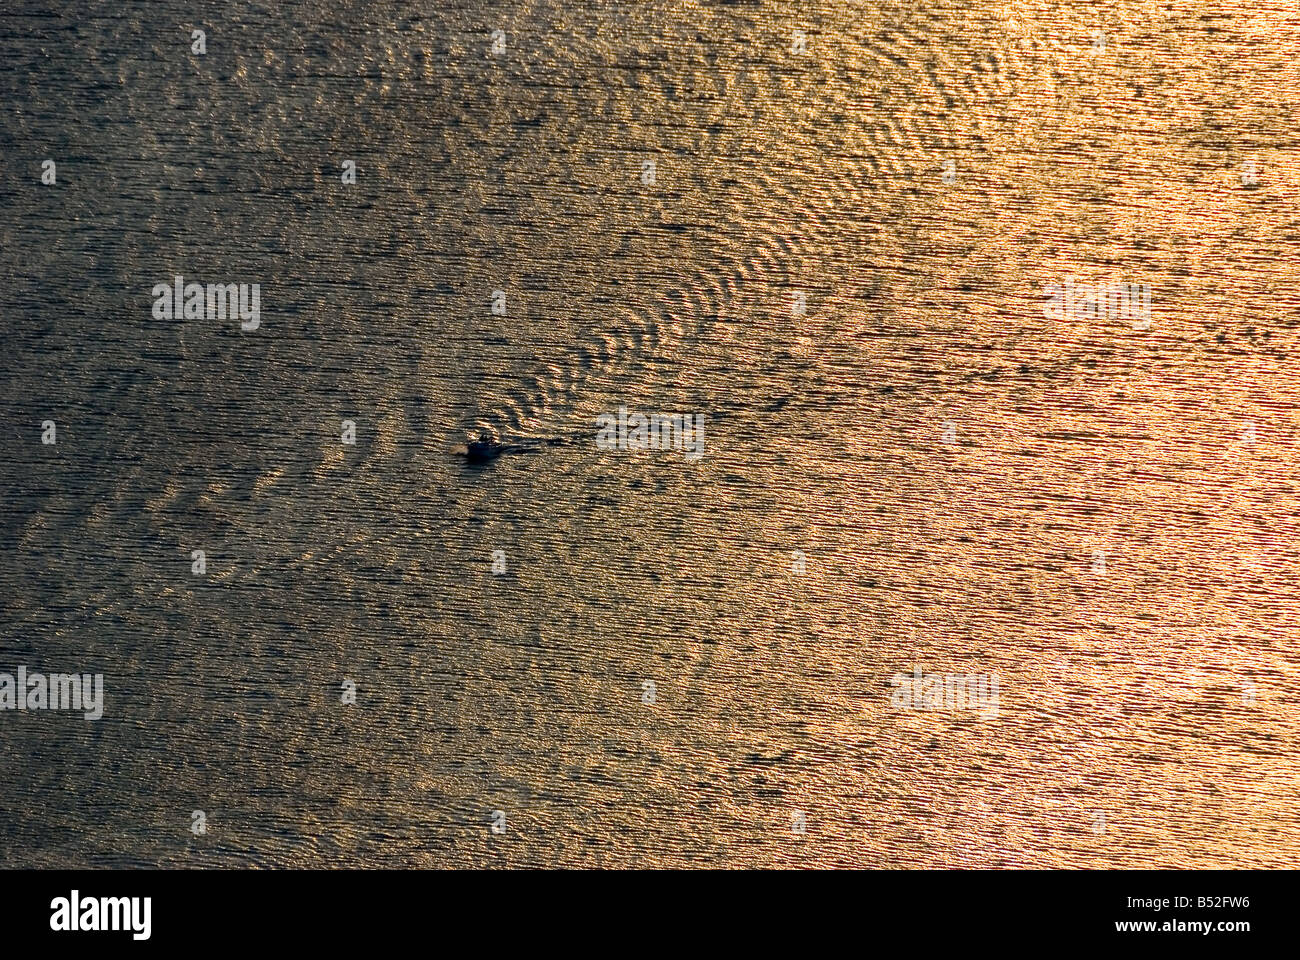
[1,0,1298,867]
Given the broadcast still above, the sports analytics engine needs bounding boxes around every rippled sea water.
[1,0,1298,867]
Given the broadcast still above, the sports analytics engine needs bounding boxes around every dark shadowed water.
[1,0,1298,867]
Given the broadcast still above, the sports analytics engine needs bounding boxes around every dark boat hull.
[465,442,505,463]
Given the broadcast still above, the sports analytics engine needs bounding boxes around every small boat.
[464,431,505,463]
